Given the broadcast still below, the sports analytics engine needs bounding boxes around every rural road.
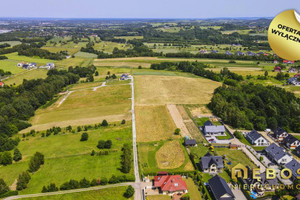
[130,75,143,200]
[3,182,135,200]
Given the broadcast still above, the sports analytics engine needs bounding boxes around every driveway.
[228,184,247,200]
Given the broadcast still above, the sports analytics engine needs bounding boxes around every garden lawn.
[138,140,194,175]
[215,148,256,169]
[185,178,202,200]
[21,186,133,200]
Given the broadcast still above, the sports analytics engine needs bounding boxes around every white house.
[283,135,300,150]
[246,130,270,146]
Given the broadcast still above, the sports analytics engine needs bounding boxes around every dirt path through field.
[10,179,17,191]
[57,91,73,107]
[167,104,191,138]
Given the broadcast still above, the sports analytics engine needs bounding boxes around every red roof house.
[154,175,188,195]
[0,82,4,87]
[294,74,300,78]
[283,60,295,64]
[274,66,281,72]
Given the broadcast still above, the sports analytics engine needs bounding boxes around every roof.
[273,127,287,137]
[203,120,213,126]
[244,168,279,186]
[283,134,299,145]
[264,143,290,162]
[184,139,196,146]
[208,175,235,200]
[246,130,263,142]
[0,82,3,86]
[204,125,225,133]
[274,66,281,70]
[297,145,300,152]
[284,159,300,177]
[154,175,188,192]
[295,74,300,78]
[200,153,224,169]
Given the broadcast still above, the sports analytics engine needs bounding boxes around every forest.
[209,84,300,132]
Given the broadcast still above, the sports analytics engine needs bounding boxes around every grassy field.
[4,69,48,86]
[215,148,256,170]
[138,140,194,175]
[155,140,186,169]
[0,41,21,46]
[94,41,132,53]
[55,57,94,69]
[135,105,177,142]
[185,178,202,200]
[21,186,134,200]
[115,36,144,40]
[134,75,221,105]
[26,84,131,131]
[0,124,134,194]
[74,51,98,58]
[0,59,25,74]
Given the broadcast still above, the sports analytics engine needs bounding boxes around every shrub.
[121,119,126,124]
[0,179,9,195]
[13,148,22,162]
[124,185,134,198]
[101,120,108,127]
[174,128,181,135]
[28,152,44,173]
[80,132,88,141]
[16,172,31,191]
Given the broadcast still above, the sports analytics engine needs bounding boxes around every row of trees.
[150,61,243,82]
[16,172,31,191]
[120,144,132,173]
[28,152,45,173]
[209,84,300,132]
[97,140,112,149]
[41,175,134,193]
[0,69,11,77]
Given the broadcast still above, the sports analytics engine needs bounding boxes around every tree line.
[150,61,243,82]
[0,69,80,151]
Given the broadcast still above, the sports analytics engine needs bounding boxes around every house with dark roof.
[184,139,197,147]
[288,67,298,73]
[297,146,300,156]
[283,135,300,150]
[264,143,293,165]
[236,51,245,56]
[245,130,270,146]
[288,77,300,86]
[284,159,300,181]
[241,167,279,196]
[225,51,232,56]
[203,120,213,127]
[120,73,129,80]
[153,174,188,195]
[273,127,289,142]
[211,50,219,54]
[200,152,224,173]
[247,51,256,56]
[208,175,235,200]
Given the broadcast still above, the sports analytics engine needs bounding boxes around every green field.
[74,51,98,58]
[0,41,21,46]
[21,186,134,200]
[94,41,132,54]
[138,140,194,175]
[26,83,131,131]
[0,59,25,74]
[4,69,48,86]
[0,124,134,194]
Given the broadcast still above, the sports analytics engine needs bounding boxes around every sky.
[0,0,299,19]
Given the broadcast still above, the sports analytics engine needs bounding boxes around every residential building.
[284,159,300,181]
[225,51,232,56]
[288,67,298,73]
[211,50,218,54]
[247,51,256,56]
[288,77,300,86]
[274,66,281,72]
[120,73,129,80]
[283,60,295,64]
[273,127,289,142]
[203,120,213,127]
[236,51,244,56]
[200,152,224,173]
[245,130,270,146]
[203,125,226,136]
[208,175,235,200]
[0,82,4,87]
[153,174,188,195]
[297,146,300,156]
[264,143,293,165]
[283,135,300,150]
[241,167,279,196]
[184,139,197,147]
